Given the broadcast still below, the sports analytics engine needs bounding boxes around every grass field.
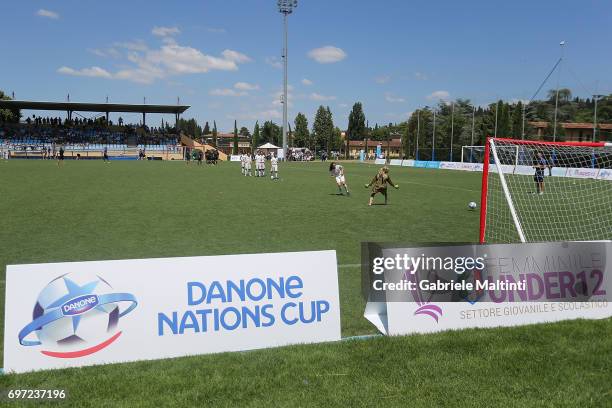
[0,159,610,407]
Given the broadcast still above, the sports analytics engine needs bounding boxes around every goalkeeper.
[365,166,399,206]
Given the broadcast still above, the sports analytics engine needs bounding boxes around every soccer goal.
[479,137,612,243]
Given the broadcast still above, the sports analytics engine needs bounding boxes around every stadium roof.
[0,100,190,114]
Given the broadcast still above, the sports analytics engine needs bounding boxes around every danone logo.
[18,272,137,359]
[61,295,99,316]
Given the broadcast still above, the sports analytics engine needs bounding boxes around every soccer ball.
[468,201,477,210]
[32,272,120,351]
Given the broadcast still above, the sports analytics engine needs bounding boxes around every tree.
[261,121,281,145]
[511,101,524,138]
[233,120,239,154]
[239,126,250,137]
[203,121,210,135]
[212,121,218,147]
[178,118,202,138]
[0,90,20,123]
[346,102,366,158]
[252,121,260,151]
[547,88,572,103]
[293,113,309,148]
[312,106,334,155]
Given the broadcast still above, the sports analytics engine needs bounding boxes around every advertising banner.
[402,160,415,167]
[389,159,402,166]
[230,155,241,162]
[362,242,611,335]
[566,168,599,179]
[4,251,341,373]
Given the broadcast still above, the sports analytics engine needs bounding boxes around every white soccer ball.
[468,201,477,210]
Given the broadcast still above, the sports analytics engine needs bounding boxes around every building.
[528,121,612,142]
[348,138,403,159]
[202,133,251,155]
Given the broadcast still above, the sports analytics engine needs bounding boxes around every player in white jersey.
[256,151,266,177]
[244,153,252,176]
[270,153,279,180]
[240,154,246,175]
[329,162,350,195]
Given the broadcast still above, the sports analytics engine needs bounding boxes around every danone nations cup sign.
[4,251,341,373]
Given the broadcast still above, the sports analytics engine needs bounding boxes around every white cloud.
[207,27,226,34]
[414,72,428,80]
[152,26,180,37]
[210,88,248,97]
[339,103,349,108]
[59,42,250,84]
[385,93,405,103]
[427,90,450,101]
[57,66,112,78]
[265,56,282,69]
[310,92,336,101]
[234,82,259,91]
[307,46,347,64]
[375,75,391,84]
[37,9,59,19]
[221,49,251,63]
[301,78,313,86]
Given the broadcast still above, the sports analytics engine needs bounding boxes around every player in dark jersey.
[365,166,399,205]
[533,152,546,195]
[57,146,65,167]
[103,146,110,163]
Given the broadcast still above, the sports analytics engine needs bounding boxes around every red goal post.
[479,137,612,243]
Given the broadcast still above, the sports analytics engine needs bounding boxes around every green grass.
[0,160,609,407]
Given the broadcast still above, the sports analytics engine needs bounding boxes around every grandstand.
[0,100,190,160]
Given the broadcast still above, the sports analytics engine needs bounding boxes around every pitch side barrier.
[380,159,612,181]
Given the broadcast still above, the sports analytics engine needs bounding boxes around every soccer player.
[103,146,110,163]
[533,152,546,195]
[365,166,399,206]
[256,151,266,177]
[240,153,246,175]
[329,162,350,195]
[185,147,191,165]
[57,145,64,167]
[270,153,279,180]
[244,153,252,176]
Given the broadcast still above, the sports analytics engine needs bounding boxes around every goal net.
[480,138,612,243]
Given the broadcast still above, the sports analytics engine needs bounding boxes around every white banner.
[598,169,612,180]
[374,158,386,165]
[4,251,341,373]
[439,161,462,170]
[389,159,402,166]
[566,167,599,179]
[230,155,241,162]
[364,242,612,336]
[402,159,415,167]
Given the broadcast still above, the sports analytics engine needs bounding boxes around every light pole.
[449,101,455,161]
[415,110,420,160]
[552,40,565,141]
[593,94,604,142]
[494,100,499,138]
[277,0,297,160]
[470,105,475,162]
[432,108,436,161]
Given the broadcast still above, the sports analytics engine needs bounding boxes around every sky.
[1,0,611,132]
